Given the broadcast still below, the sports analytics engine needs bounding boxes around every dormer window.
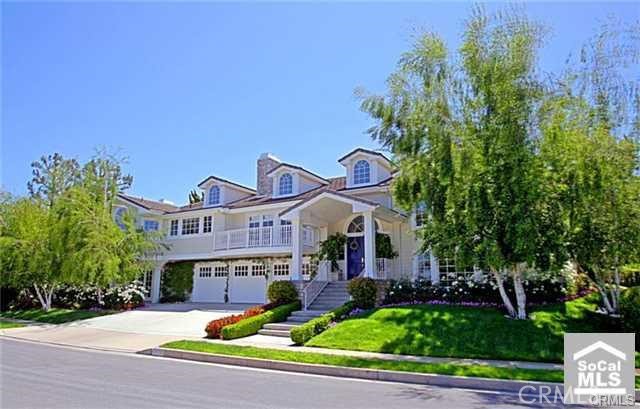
[208,186,220,205]
[353,160,370,185]
[279,173,293,195]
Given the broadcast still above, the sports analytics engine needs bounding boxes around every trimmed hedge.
[290,302,354,345]
[220,301,300,340]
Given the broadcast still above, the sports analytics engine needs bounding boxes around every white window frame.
[199,266,212,278]
[353,160,371,185]
[169,219,179,236]
[208,186,221,206]
[181,217,200,235]
[438,258,474,286]
[213,265,229,277]
[203,215,213,233]
[272,263,290,276]
[234,265,249,277]
[279,173,293,195]
[251,264,266,277]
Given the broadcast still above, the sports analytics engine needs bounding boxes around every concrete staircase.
[257,281,351,338]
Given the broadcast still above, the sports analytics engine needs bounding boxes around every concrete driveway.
[68,303,256,338]
[1,303,257,352]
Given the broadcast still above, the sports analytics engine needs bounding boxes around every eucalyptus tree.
[361,7,566,319]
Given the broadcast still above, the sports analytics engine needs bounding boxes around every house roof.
[278,189,380,217]
[266,163,329,184]
[196,175,256,193]
[117,194,179,213]
[337,147,393,167]
[226,185,328,209]
[328,176,346,190]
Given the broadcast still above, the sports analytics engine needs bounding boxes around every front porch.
[278,191,406,309]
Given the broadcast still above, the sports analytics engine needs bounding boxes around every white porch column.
[363,211,376,278]
[150,261,165,303]
[291,211,303,280]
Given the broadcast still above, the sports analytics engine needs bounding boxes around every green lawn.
[306,295,620,363]
[162,340,564,383]
[0,320,25,329]
[0,308,112,324]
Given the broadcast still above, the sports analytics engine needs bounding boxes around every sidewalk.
[204,334,564,371]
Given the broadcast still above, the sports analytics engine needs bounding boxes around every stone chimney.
[256,153,280,196]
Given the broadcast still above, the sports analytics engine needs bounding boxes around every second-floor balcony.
[213,225,316,251]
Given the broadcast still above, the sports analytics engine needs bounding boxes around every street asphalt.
[1,338,566,409]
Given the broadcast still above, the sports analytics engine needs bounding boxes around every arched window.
[353,160,370,184]
[115,207,127,229]
[279,173,293,195]
[347,215,379,234]
[208,186,220,205]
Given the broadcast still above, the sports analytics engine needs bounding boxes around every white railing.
[302,260,330,310]
[375,258,393,279]
[213,225,315,251]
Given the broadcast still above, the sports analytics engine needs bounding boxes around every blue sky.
[3,2,638,205]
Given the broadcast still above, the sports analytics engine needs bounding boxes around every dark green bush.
[221,301,300,340]
[267,281,298,304]
[160,262,194,302]
[290,302,354,345]
[620,286,640,335]
[347,277,377,309]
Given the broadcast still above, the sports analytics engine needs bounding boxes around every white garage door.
[191,266,226,303]
[229,265,267,304]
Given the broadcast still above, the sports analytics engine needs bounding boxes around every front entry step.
[257,328,291,337]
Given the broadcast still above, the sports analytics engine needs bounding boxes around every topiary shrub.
[160,262,194,302]
[267,281,298,304]
[620,286,640,338]
[347,277,377,309]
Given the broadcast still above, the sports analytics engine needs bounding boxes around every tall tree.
[57,150,158,303]
[539,21,640,314]
[361,7,565,319]
[0,196,62,311]
[27,153,80,206]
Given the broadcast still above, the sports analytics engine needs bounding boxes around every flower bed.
[382,277,586,307]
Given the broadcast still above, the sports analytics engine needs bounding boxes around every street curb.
[147,347,563,395]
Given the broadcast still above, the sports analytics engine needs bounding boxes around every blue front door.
[347,236,365,279]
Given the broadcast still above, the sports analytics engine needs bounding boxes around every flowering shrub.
[204,300,284,338]
[206,308,263,338]
[103,281,146,310]
[383,275,571,307]
[52,282,147,310]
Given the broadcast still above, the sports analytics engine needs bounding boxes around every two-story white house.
[115,148,475,307]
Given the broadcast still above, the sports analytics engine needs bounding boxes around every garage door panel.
[229,265,267,304]
[192,277,226,302]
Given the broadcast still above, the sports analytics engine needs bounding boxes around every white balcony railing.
[375,258,393,279]
[213,225,315,251]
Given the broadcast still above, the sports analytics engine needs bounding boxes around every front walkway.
[207,335,563,371]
